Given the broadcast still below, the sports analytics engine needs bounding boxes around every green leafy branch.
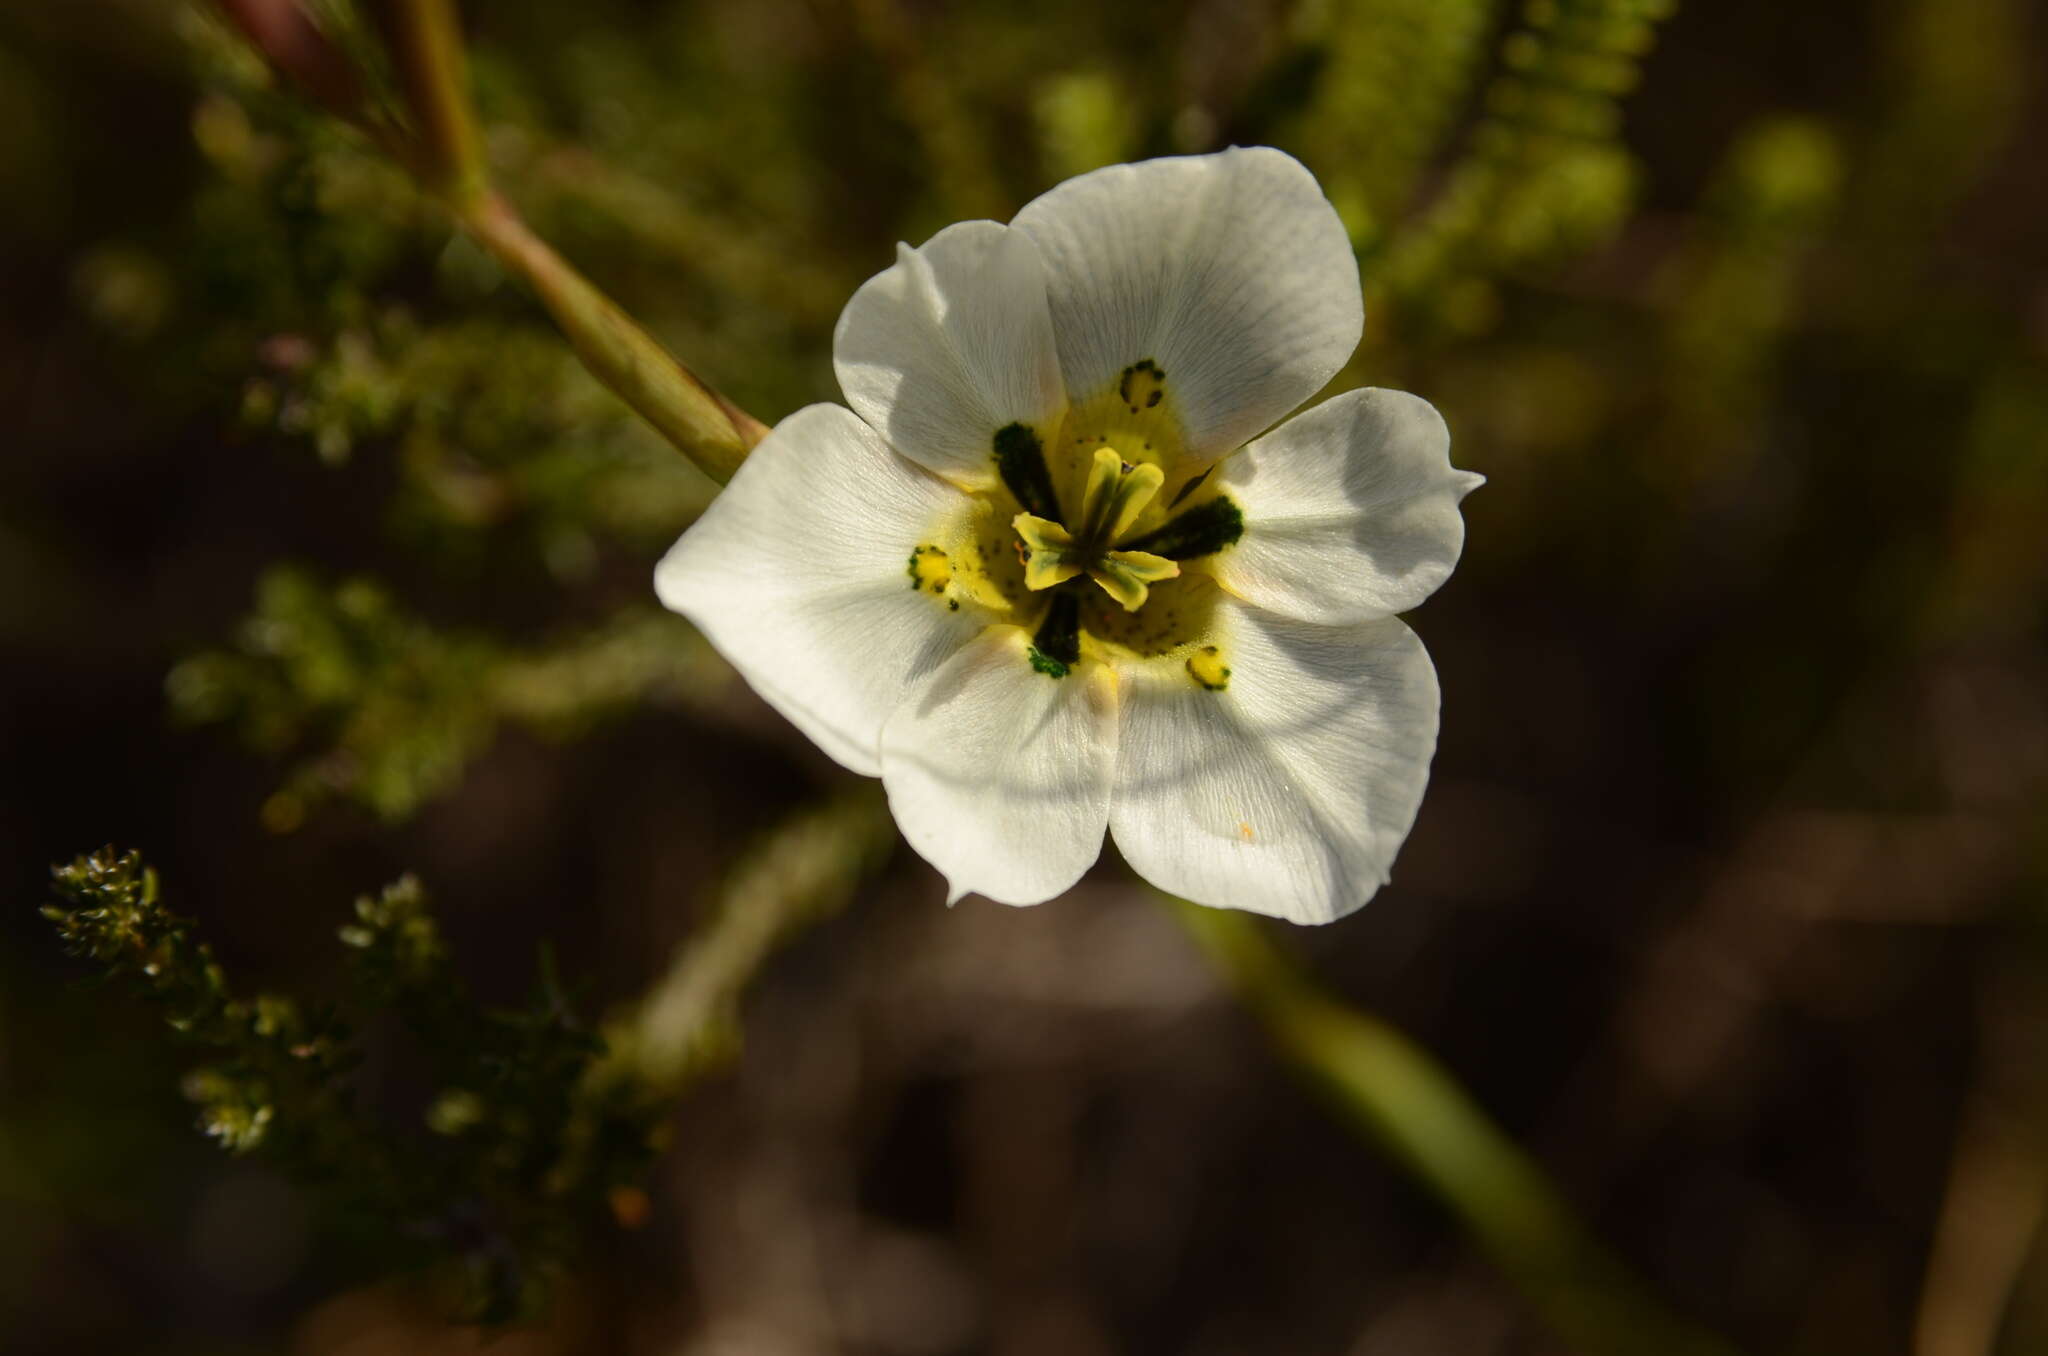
[213,0,768,481]
[160,4,1742,1351]
[242,315,713,553]
[1273,0,1499,248]
[1377,0,1678,336]
[46,850,367,1163]
[45,849,652,1320]
[46,801,895,1319]
[167,568,726,825]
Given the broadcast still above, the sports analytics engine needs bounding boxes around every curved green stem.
[1172,902,1740,1356]
[378,0,766,479]
[454,191,768,481]
[217,0,769,482]
[380,0,488,208]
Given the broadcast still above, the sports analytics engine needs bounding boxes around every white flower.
[656,148,1481,924]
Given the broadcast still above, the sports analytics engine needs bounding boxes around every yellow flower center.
[902,361,1247,686]
[1013,446,1183,612]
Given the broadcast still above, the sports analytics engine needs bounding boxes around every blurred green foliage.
[12,0,2047,1347]
[45,848,665,1321]
[39,791,894,1321]
[166,567,723,823]
[145,0,1716,823]
[1318,0,1675,331]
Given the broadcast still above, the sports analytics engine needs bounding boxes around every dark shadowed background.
[3,0,2047,1352]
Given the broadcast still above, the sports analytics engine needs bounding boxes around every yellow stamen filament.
[1012,514,1083,590]
[1078,446,1165,542]
[1089,549,1179,612]
[1012,446,1179,611]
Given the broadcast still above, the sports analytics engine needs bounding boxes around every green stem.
[456,191,767,482]
[1172,902,1740,1356]
[380,0,488,207]
[220,0,770,482]
[376,0,766,480]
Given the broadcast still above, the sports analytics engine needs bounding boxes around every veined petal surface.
[1208,389,1483,624]
[1109,606,1439,925]
[881,627,1118,906]
[655,403,985,777]
[1012,147,1362,463]
[834,221,1066,490]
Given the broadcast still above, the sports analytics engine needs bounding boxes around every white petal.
[1208,389,1483,624]
[1012,146,1362,461]
[881,627,1118,906]
[1109,606,1439,925]
[655,403,986,776]
[833,221,1066,489]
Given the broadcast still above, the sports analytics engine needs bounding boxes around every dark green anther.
[993,422,1062,521]
[1029,591,1081,675]
[1122,496,1244,560]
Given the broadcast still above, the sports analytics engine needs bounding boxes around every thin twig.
[592,791,898,1099]
[456,191,769,479]
[377,0,487,205]
[214,0,770,481]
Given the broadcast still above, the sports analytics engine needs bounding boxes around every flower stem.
[220,0,769,482]
[379,0,488,208]
[379,0,767,479]
[454,190,768,482]
[1170,901,1741,1356]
